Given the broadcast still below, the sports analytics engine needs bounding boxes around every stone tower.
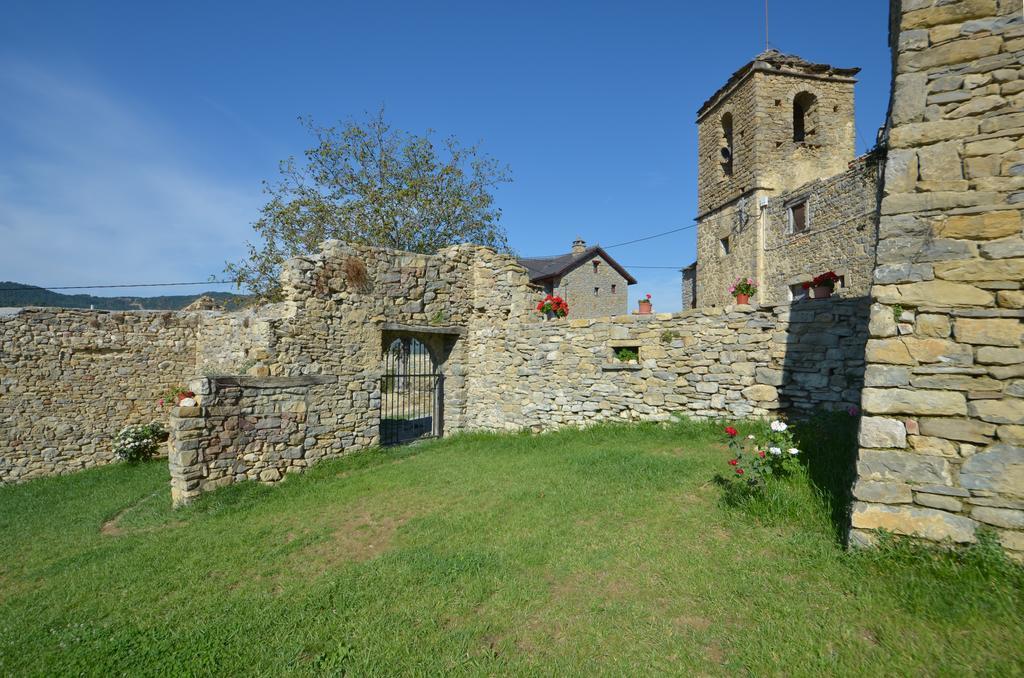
[694,50,861,306]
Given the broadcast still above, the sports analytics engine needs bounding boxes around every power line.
[0,281,237,293]
[602,224,695,249]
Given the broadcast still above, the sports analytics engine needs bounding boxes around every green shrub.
[113,422,168,463]
[615,348,638,363]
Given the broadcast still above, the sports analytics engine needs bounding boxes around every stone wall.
[760,153,882,305]
[0,308,200,482]
[851,0,1024,556]
[167,375,332,506]
[465,298,868,431]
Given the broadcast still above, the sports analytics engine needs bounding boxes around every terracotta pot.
[638,300,652,314]
[812,285,833,299]
[734,293,750,305]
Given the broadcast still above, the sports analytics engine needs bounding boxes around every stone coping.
[197,375,336,389]
[601,363,643,371]
[380,322,466,336]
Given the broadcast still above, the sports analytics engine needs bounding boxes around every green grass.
[1,417,1022,676]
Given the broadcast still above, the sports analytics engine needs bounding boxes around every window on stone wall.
[793,92,818,143]
[611,284,617,294]
[788,199,809,234]
[789,283,809,302]
[594,286,599,296]
[592,260,600,273]
[719,236,730,256]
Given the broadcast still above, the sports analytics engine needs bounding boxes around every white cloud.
[0,61,259,292]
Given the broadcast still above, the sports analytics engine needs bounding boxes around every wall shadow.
[777,295,870,545]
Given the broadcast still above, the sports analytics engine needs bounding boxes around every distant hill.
[0,282,250,311]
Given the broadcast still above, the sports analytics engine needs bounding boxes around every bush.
[113,422,168,463]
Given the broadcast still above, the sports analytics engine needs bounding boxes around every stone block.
[919,417,995,443]
[741,384,777,402]
[916,314,951,338]
[853,480,913,503]
[934,258,1024,282]
[968,398,1024,425]
[917,141,962,181]
[865,338,914,365]
[908,435,959,458]
[862,387,966,416]
[873,281,994,307]
[998,425,1024,445]
[857,449,952,485]
[997,291,1024,309]
[865,365,911,387]
[859,417,908,449]
[972,506,1024,529]
[889,119,979,149]
[937,211,1021,240]
[960,443,1024,496]
[914,492,963,512]
[851,503,977,543]
[977,347,1024,365]
[869,304,898,338]
[954,318,1023,346]
[892,73,929,126]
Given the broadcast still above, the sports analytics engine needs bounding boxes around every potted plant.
[729,277,757,305]
[638,293,653,314]
[802,271,841,300]
[615,347,639,364]
[537,294,569,320]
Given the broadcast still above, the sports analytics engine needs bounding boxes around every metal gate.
[379,337,442,446]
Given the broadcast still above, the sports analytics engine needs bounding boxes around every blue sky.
[0,1,891,311]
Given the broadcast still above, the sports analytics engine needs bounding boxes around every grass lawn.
[1,417,1022,675]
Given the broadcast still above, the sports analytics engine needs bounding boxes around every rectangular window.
[594,287,599,296]
[611,284,617,294]
[789,283,809,302]
[719,236,730,256]
[789,200,808,234]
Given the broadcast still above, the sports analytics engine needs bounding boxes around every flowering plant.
[802,271,841,290]
[644,293,652,301]
[724,420,800,489]
[537,294,569,318]
[159,387,195,408]
[113,422,168,463]
[729,277,757,297]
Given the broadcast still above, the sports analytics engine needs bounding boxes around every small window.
[611,284,617,294]
[592,260,600,273]
[720,236,730,256]
[789,200,808,234]
[789,283,809,302]
[594,287,600,296]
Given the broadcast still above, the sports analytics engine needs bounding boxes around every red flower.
[724,426,738,437]
[645,293,651,300]
[759,450,766,458]
[736,468,744,475]
[728,459,738,466]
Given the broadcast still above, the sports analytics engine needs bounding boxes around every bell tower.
[693,50,859,306]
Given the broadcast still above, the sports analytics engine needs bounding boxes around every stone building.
[517,238,637,317]
[685,50,881,307]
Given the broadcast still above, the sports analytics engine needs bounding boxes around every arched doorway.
[380,336,442,445]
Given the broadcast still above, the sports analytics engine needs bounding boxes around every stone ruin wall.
[850,0,1024,555]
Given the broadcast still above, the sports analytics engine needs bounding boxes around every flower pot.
[812,285,833,299]
[734,293,750,305]
[638,300,652,315]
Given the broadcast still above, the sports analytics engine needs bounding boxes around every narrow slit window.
[611,284,617,294]
[720,236,730,256]
[594,287,600,296]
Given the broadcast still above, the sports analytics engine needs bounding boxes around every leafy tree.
[225,109,512,298]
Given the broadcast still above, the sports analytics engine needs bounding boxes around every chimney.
[572,237,587,254]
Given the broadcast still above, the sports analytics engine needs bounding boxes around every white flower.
[747,434,755,440]
[769,447,782,456]
[789,448,800,455]
[770,421,788,432]
[179,397,197,407]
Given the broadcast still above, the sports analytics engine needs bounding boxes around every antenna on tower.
[764,0,769,51]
